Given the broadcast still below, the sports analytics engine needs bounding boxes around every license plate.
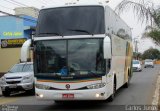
[9,84,17,88]
[62,94,74,99]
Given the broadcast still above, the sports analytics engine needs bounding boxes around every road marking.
[152,71,160,106]
[0,97,18,105]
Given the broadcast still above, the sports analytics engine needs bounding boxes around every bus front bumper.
[35,87,109,100]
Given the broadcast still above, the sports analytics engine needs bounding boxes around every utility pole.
[135,40,138,53]
[133,37,139,60]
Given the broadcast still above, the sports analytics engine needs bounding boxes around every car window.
[145,60,153,62]
[133,61,140,64]
[23,64,33,72]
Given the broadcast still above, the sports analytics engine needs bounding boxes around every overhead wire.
[3,0,23,7]
[2,0,46,9]
[9,0,29,7]
[0,0,39,22]
[0,4,13,10]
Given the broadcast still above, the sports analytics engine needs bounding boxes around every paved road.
[0,65,160,111]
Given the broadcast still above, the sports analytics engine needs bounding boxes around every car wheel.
[2,91,10,97]
[30,88,35,95]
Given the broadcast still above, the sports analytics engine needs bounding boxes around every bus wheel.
[108,82,116,102]
[124,72,131,88]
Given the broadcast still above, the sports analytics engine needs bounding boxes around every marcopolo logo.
[65,84,70,89]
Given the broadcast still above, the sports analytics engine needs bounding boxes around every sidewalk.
[0,88,2,96]
[158,73,160,110]
[152,71,160,110]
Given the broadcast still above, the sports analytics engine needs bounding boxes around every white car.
[132,60,142,72]
[0,62,35,96]
[144,59,154,68]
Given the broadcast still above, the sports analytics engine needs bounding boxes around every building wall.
[0,47,21,73]
[14,7,39,18]
[0,16,24,39]
[23,15,37,38]
[0,15,37,76]
[23,15,37,27]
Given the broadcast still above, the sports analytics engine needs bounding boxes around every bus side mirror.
[21,39,31,62]
[103,37,111,59]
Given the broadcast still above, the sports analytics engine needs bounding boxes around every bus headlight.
[35,84,50,90]
[87,83,106,89]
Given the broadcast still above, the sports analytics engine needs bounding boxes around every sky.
[0,0,160,52]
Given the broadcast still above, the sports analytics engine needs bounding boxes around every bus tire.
[108,78,116,102]
[124,70,131,88]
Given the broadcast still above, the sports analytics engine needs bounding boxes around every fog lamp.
[39,94,44,98]
[96,93,100,98]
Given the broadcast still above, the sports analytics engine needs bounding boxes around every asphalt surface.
[0,65,160,111]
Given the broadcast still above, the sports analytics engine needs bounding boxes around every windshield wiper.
[68,29,93,35]
[8,71,13,73]
[39,32,63,36]
[88,71,100,77]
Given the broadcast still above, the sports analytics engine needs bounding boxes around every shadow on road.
[9,91,34,97]
[17,101,125,111]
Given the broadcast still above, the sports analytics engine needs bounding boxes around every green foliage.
[147,30,160,46]
[152,8,160,28]
[115,0,154,23]
[143,8,160,45]
[133,52,142,59]
[142,48,160,60]
[116,0,160,46]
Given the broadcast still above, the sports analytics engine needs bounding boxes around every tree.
[143,8,160,46]
[143,28,160,46]
[142,48,160,60]
[133,52,142,60]
[115,0,160,45]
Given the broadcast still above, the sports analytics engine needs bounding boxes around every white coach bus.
[23,1,133,102]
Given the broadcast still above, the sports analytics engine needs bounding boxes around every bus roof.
[41,0,108,10]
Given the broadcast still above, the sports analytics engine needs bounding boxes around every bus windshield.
[34,39,106,79]
[35,6,105,36]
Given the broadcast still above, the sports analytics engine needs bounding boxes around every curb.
[152,71,160,109]
[0,88,2,96]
